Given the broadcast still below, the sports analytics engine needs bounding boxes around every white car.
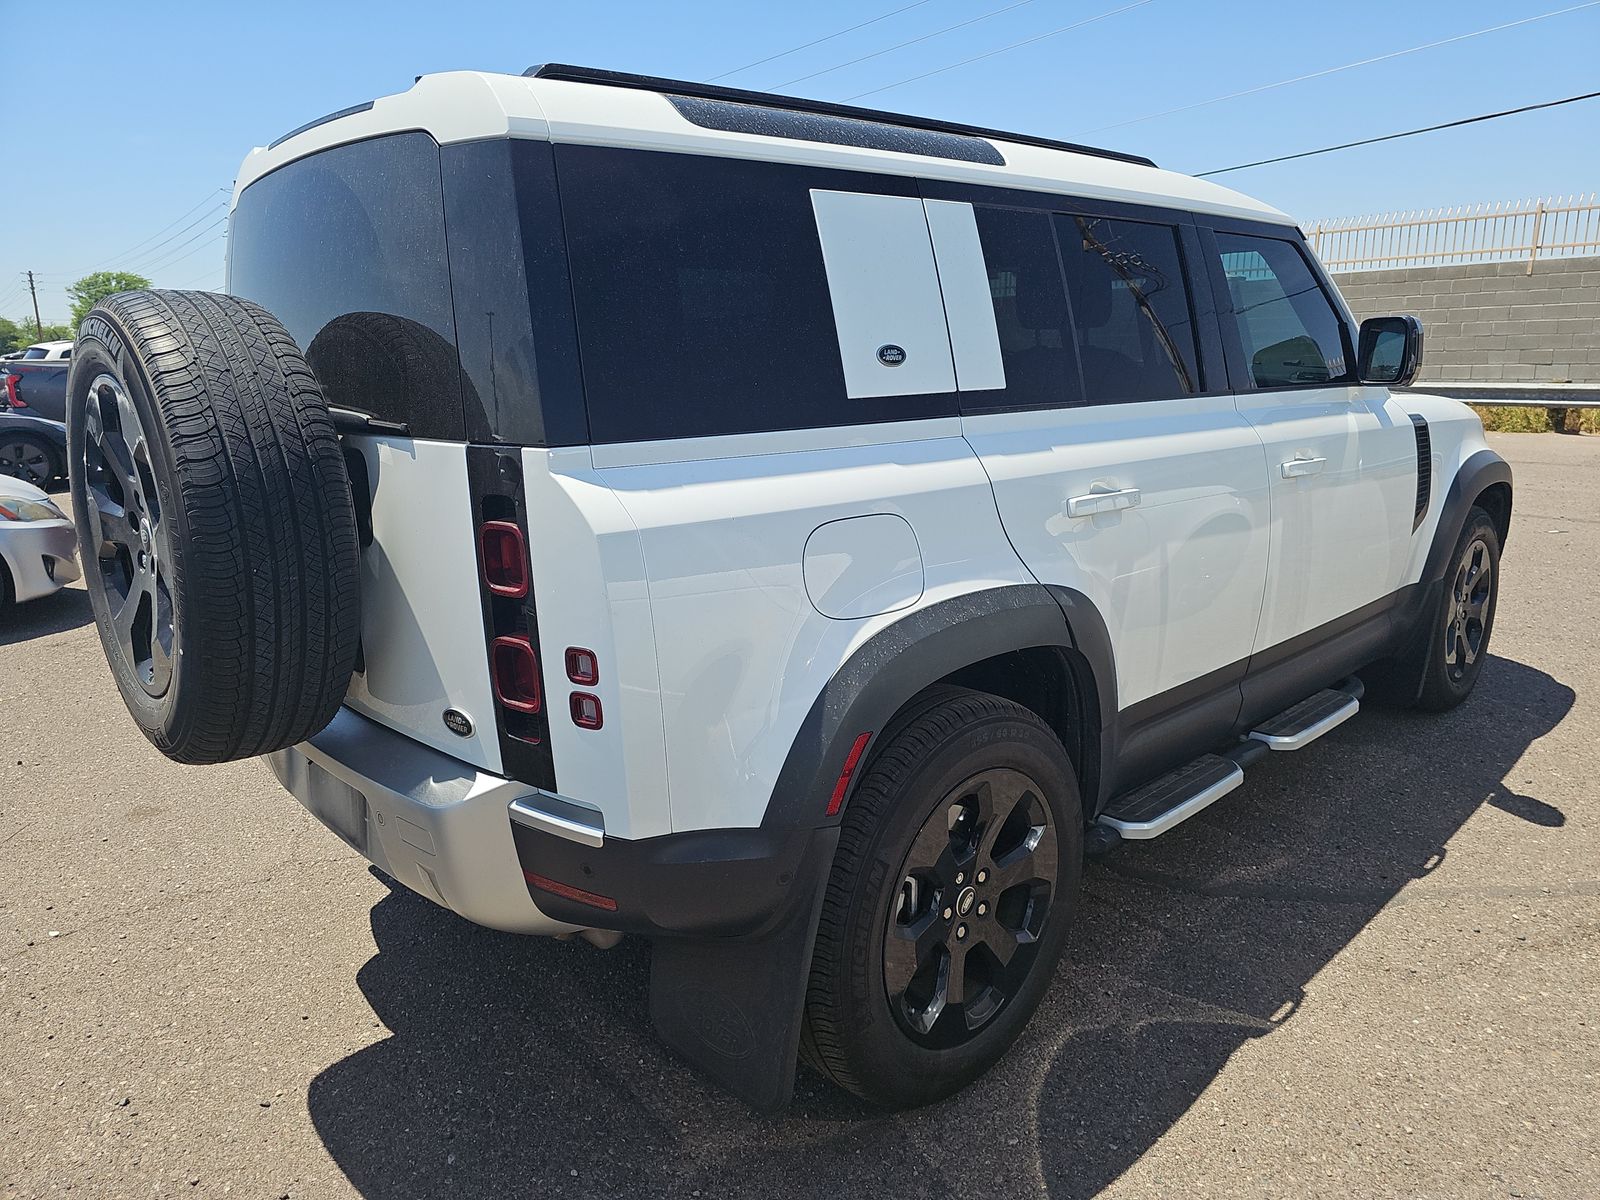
[65,65,1509,1111]
[12,340,73,362]
[0,474,79,606]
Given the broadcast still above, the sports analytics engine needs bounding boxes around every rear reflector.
[565,647,599,686]
[825,731,873,816]
[524,869,618,912]
[491,634,543,713]
[569,692,603,730]
[479,520,529,598]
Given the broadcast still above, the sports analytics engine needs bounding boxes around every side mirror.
[1357,315,1423,387]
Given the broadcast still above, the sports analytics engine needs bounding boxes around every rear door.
[1203,226,1416,661]
[928,191,1271,782]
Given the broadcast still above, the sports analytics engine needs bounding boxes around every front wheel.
[801,690,1082,1108]
[1415,507,1502,711]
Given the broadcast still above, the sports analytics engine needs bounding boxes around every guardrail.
[1398,382,1600,431]
[1308,195,1600,275]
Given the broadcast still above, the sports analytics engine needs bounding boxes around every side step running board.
[1098,754,1244,840]
[1247,687,1360,750]
[1094,682,1362,846]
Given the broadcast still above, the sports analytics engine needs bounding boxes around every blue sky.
[3,0,1597,324]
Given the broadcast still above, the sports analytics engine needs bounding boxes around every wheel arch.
[762,584,1116,832]
[1424,448,1513,587]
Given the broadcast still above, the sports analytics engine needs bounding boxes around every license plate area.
[301,759,369,854]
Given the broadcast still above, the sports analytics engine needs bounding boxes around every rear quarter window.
[554,145,952,444]
[227,131,466,440]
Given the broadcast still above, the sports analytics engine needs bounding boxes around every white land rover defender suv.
[66,65,1511,1112]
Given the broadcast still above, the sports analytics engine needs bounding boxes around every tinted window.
[22,347,46,359]
[967,206,1082,412]
[1055,215,1199,403]
[1215,233,1349,388]
[59,349,70,360]
[228,132,465,440]
[558,146,922,444]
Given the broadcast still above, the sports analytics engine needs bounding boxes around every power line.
[143,236,228,279]
[1196,89,1600,177]
[113,202,229,273]
[134,221,228,276]
[97,187,231,267]
[1092,0,1600,133]
[844,0,1154,100]
[774,0,1038,90]
[708,0,940,81]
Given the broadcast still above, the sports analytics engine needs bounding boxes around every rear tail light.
[564,647,599,686]
[569,692,603,730]
[491,634,543,713]
[479,520,529,598]
[4,374,21,409]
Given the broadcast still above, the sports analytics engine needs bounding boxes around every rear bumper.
[1,519,80,603]
[267,706,578,935]
[269,706,831,942]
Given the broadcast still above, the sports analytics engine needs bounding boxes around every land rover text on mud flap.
[66,65,1511,1111]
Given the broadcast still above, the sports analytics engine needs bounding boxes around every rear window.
[555,146,951,444]
[22,347,47,359]
[228,131,466,440]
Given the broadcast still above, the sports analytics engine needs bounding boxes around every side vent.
[1409,414,1431,531]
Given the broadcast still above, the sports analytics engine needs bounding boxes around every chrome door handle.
[1065,486,1141,518]
[1279,456,1327,479]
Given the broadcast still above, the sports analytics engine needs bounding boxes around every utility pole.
[26,271,43,340]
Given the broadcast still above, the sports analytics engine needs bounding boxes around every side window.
[556,146,954,444]
[966,206,1082,412]
[1055,214,1200,403]
[1214,233,1350,388]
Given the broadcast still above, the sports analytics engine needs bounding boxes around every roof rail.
[523,63,1156,169]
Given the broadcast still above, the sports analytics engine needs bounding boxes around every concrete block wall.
[1331,255,1600,383]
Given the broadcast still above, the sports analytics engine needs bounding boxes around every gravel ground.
[2,432,1596,1199]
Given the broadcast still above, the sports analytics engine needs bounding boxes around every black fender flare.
[761,583,1113,831]
[1422,447,1513,587]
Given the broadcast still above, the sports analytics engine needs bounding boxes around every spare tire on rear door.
[66,290,361,764]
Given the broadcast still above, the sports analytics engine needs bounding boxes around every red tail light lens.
[569,692,603,730]
[4,374,22,409]
[564,647,599,686]
[479,520,529,598]
[491,634,543,713]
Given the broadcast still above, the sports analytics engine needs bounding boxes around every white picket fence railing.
[1306,194,1600,274]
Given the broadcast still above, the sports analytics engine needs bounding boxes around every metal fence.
[1306,195,1600,275]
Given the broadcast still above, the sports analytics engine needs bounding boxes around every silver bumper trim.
[508,793,605,848]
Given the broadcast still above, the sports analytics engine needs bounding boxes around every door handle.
[1065,486,1142,518]
[1279,456,1327,479]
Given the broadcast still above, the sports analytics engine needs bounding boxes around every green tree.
[67,271,152,327]
[0,316,72,351]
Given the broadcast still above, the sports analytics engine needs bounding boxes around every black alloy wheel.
[885,766,1058,1047]
[80,372,174,696]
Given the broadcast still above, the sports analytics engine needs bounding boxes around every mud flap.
[647,827,839,1112]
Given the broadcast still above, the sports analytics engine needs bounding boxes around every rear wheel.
[67,290,361,763]
[0,431,59,487]
[801,690,1082,1108]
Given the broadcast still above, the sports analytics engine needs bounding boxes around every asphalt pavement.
[3,432,1596,1199]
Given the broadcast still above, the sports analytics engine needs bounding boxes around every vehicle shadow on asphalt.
[0,584,91,645]
[306,654,1573,1200]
